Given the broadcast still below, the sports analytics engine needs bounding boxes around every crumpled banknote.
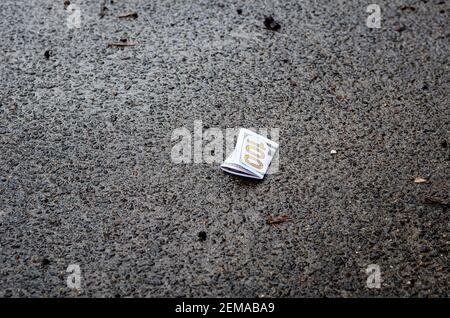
[220,128,279,179]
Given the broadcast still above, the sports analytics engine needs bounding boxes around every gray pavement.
[0,0,448,297]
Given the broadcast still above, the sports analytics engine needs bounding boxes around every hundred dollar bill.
[220,128,279,179]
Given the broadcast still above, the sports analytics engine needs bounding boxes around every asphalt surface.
[0,0,449,297]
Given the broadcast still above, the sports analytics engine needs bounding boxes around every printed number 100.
[244,140,266,170]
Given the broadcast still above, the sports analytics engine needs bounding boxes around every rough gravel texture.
[0,0,449,297]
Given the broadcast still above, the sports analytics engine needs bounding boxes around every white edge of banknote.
[220,153,264,179]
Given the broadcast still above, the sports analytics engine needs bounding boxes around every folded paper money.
[221,128,279,179]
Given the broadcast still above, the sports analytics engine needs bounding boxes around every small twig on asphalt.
[399,5,416,12]
[414,177,429,184]
[266,215,292,225]
[118,11,138,19]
